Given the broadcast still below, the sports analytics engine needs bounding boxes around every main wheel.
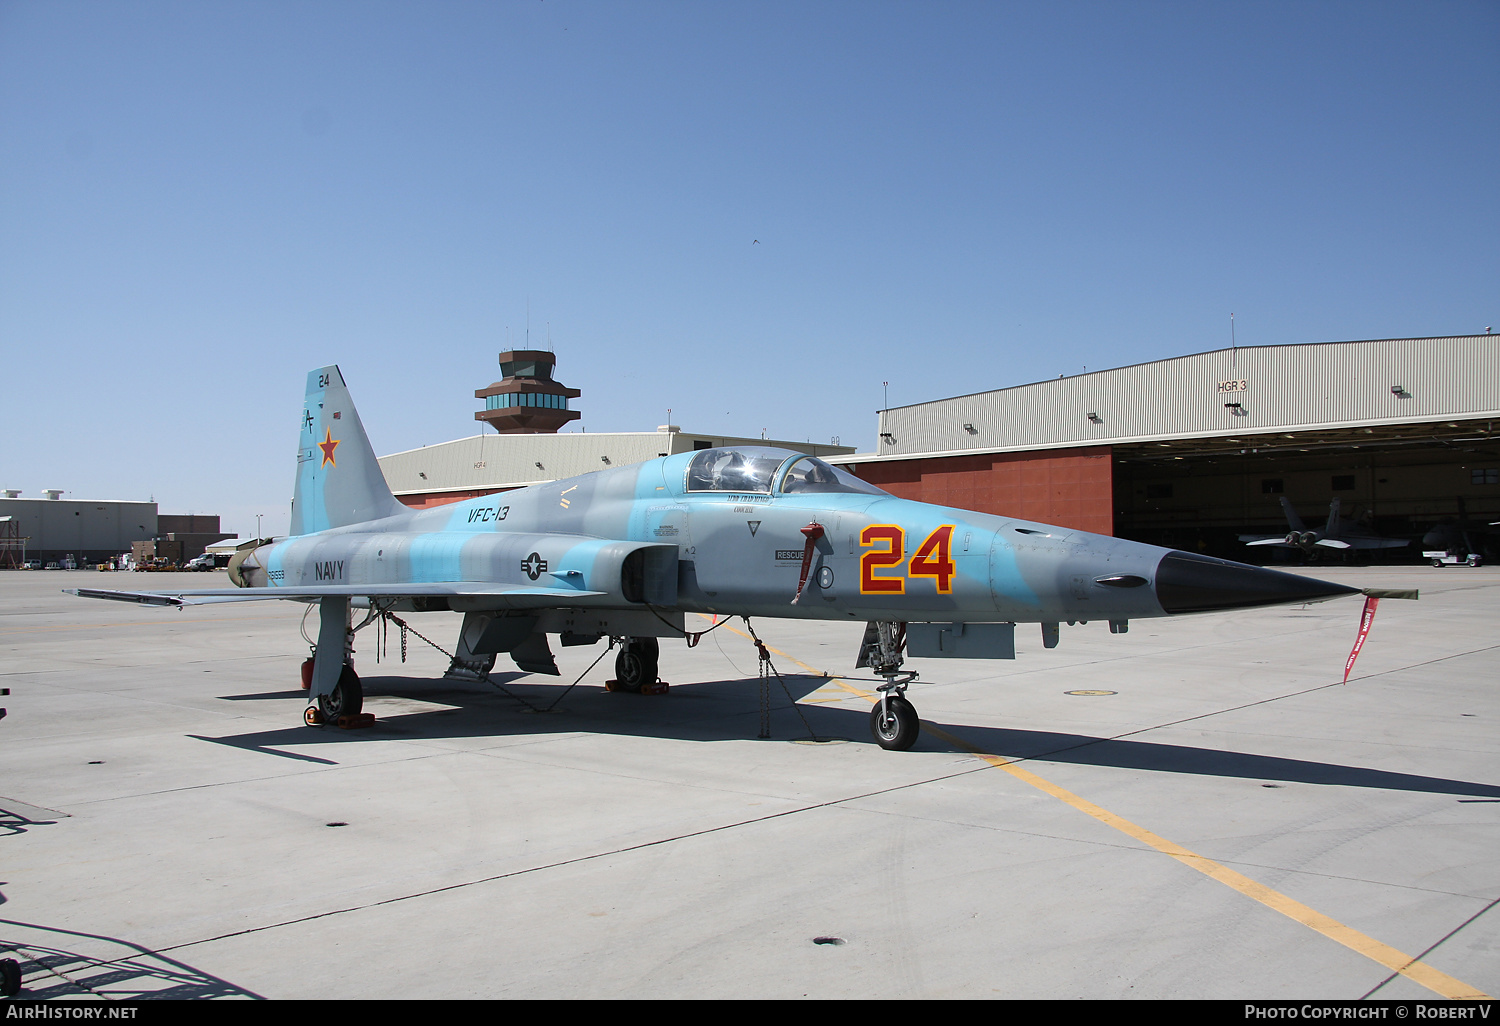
[870,695,919,751]
[319,664,363,720]
[613,638,660,693]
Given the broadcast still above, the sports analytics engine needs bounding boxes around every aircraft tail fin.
[291,366,406,536]
[1326,498,1342,538]
[1279,496,1307,532]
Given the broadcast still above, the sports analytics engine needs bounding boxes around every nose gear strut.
[857,621,921,750]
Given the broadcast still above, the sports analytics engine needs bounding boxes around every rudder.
[291,366,405,536]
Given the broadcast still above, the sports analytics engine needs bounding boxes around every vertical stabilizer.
[1325,498,1342,539]
[291,366,405,536]
[1279,496,1307,532]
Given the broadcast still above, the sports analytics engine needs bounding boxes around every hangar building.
[0,493,156,565]
[0,494,235,566]
[379,348,854,508]
[832,334,1499,560]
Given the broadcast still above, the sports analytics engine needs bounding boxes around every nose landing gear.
[871,689,919,751]
[858,621,921,751]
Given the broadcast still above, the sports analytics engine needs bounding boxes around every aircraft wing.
[68,583,606,608]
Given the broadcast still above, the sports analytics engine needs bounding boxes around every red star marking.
[319,427,340,467]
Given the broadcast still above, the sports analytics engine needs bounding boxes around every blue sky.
[3,0,1496,538]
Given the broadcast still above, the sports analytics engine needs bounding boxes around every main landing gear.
[859,621,921,751]
[302,663,363,726]
[322,664,363,719]
[302,596,371,728]
[612,637,660,693]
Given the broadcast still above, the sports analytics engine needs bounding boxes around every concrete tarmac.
[0,567,1495,1000]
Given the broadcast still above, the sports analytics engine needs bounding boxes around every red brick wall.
[849,447,1115,535]
[396,487,514,510]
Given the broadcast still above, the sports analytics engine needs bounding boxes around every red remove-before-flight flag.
[1343,596,1380,683]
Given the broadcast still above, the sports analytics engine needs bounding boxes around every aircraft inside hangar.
[833,334,1500,565]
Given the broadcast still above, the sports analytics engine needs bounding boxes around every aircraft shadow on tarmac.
[0,808,61,839]
[197,673,1500,800]
[0,919,262,1000]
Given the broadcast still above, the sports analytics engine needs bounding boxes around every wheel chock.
[303,707,324,726]
[604,679,670,694]
[336,712,376,729]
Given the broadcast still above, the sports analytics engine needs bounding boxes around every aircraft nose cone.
[1153,550,1360,614]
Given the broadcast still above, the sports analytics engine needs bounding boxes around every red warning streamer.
[1342,595,1380,683]
[791,522,825,604]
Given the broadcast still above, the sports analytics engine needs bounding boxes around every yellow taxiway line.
[719,620,1489,1001]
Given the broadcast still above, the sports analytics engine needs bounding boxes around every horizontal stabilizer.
[1315,538,1352,549]
[68,583,606,608]
[1243,537,1289,547]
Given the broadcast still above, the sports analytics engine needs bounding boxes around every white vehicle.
[1424,549,1483,567]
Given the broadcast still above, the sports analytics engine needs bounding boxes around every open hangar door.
[1110,419,1500,564]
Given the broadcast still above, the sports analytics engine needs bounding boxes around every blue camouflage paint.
[81,363,1357,633]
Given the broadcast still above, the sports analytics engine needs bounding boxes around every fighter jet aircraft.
[1239,497,1409,557]
[74,367,1359,750]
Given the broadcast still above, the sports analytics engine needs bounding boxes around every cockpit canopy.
[684,447,888,497]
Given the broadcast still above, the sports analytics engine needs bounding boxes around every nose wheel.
[870,692,919,750]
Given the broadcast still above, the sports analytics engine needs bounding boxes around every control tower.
[474,350,582,434]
